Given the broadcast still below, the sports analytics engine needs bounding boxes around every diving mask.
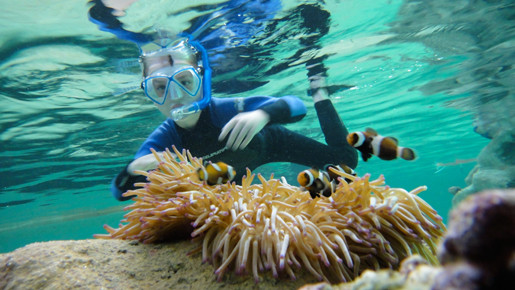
[142,66,202,105]
[139,36,212,121]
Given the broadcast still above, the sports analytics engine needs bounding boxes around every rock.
[436,189,515,289]
[299,255,441,290]
[0,239,315,289]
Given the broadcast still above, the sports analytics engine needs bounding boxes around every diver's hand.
[309,74,330,103]
[127,152,170,175]
[218,110,270,151]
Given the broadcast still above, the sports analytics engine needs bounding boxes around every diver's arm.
[111,153,164,201]
[134,119,181,158]
[216,95,306,150]
[210,96,306,126]
[110,120,181,201]
[314,98,358,168]
[110,164,146,201]
[88,0,151,44]
[111,150,179,201]
[246,95,307,124]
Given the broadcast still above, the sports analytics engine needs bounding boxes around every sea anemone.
[95,147,446,283]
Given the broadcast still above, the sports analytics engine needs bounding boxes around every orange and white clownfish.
[297,168,334,199]
[197,161,236,185]
[347,128,416,162]
[325,164,357,183]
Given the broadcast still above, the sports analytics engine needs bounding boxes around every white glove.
[218,109,270,151]
[127,151,173,176]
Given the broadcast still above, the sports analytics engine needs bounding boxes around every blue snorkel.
[169,36,212,121]
[191,39,212,112]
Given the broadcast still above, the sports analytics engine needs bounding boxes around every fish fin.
[365,128,378,136]
[400,147,416,161]
[386,137,399,145]
[361,152,372,162]
[313,179,325,191]
[309,190,319,199]
[197,167,208,182]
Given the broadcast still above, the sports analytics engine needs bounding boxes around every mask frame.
[141,66,202,105]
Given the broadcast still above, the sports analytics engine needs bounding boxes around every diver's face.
[144,60,203,119]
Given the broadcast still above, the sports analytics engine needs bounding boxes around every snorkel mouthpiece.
[170,103,200,121]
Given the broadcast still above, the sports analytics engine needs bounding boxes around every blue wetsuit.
[112,96,357,200]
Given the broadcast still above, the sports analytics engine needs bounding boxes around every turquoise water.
[0,0,511,253]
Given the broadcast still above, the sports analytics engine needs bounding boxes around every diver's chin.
[166,103,185,119]
[174,111,201,130]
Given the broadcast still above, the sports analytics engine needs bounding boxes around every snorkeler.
[108,36,357,200]
[88,0,358,201]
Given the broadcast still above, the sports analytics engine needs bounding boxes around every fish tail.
[399,147,416,161]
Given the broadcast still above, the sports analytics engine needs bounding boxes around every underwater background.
[0,0,512,253]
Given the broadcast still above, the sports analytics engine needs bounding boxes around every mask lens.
[143,67,201,105]
[144,76,170,104]
[172,68,201,97]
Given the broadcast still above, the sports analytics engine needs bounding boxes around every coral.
[299,255,441,290]
[435,189,515,289]
[95,147,446,283]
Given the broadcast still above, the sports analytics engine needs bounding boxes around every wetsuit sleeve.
[110,119,181,200]
[314,99,357,168]
[242,95,307,123]
[134,119,181,159]
[315,100,348,148]
[258,96,307,123]
[111,164,146,201]
[210,96,306,127]
[261,99,358,170]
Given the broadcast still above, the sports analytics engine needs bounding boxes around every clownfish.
[297,168,334,199]
[325,164,357,183]
[197,161,236,185]
[347,128,416,162]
